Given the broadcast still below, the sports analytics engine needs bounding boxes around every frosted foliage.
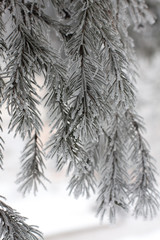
[67,156,96,198]
[126,111,160,218]
[0,0,159,234]
[0,196,43,240]
[16,133,49,195]
[97,114,129,222]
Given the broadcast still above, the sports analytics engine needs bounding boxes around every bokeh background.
[1,1,160,239]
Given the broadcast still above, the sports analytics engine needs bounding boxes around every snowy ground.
[1,52,160,240]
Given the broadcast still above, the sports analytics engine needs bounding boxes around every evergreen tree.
[0,0,159,238]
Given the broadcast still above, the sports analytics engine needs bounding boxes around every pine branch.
[16,132,48,195]
[0,196,43,239]
[88,0,137,109]
[65,0,107,141]
[50,0,110,197]
[126,111,160,218]
[43,52,71,168]
[67,143,97,198]
[67,162,96,199]
[2,0,52,139]
[46,1,106,197]
[97,114,129,222]
[64,1,108,153]
[104,41,136,109]
[110,0,137,82]
[44,56,97,189]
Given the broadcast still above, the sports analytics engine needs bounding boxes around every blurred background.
[1,0,160,239]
